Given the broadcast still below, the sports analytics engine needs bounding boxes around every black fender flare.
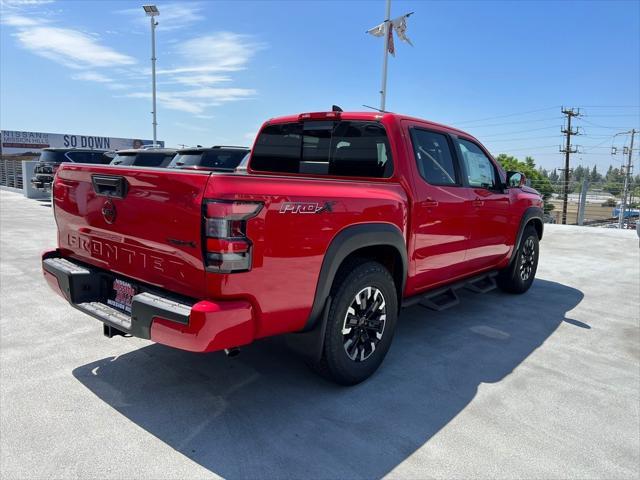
[305,222,408,331]
[286,223,407,361]
[510,206,544,265]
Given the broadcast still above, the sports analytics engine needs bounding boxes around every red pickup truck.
[42,111,543,384]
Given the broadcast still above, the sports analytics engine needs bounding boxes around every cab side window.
[410,128,458,186]
[456,138,497,189]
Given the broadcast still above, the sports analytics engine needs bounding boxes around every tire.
[313,260,398,385]
[497,225,539,294]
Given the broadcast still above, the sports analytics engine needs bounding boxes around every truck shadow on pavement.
[72,279,585,479]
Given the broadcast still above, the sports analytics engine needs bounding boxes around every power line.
[575,105,640,108]
[483,135,561,143]
[478,125,560,138]
[580,118,639,129]
[582,114,640,117]
[452,106,559,125]
[463,116,563,129]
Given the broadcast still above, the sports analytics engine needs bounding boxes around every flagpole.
[380,0,391,111]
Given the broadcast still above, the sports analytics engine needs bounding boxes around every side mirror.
[506,171,526,188]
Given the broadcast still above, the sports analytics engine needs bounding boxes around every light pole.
[143,5,159,147]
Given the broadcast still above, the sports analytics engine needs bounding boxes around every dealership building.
[0,130,162,196]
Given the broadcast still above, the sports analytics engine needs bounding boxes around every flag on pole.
[391,13,413,46]
[366,21,385,37]
[366,12,414,54]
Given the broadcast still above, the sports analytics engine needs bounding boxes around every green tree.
[495,154,554,213]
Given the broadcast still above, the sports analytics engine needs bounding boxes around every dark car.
[31,148,114,190]
[110,148,177,168]
[168,146,250,171]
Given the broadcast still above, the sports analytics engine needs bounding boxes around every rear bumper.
[41,249,255,352]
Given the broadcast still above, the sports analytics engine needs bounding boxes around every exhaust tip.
[224,347,240,358]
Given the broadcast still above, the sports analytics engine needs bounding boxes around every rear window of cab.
[250,120,393,178]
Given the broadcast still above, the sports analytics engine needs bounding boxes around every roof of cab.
[115,148,177,155]
[265,111,474,139]
[176,145,250,154]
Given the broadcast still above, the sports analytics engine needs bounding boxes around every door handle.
[472,200,484,207]
[422,198,438,207]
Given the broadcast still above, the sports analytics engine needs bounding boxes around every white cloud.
[125,87,256,114]
[1,0,54,7]
[117,2,204,31]
[121,31,264,115]
[173,74,232,87]
[71,71,113,83]
[168,32,264,74]
[14,25,136,68]
[70,71,130,90]
[0,14,38,26]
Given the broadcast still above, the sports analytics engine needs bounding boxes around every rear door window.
[409,129,458,186]
[251,121,393,178]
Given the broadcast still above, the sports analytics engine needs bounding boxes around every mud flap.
[285,296,332,363]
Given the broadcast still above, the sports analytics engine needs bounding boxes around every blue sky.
[1,0,639,171]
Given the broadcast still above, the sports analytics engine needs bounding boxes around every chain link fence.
[529,179,638,228]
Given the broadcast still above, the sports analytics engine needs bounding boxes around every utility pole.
[379,0,392,111]
[143,5,160,147]
[560,107,581,224]
[618,129,636,228]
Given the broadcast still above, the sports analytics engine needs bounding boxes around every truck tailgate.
[53,164,211,299]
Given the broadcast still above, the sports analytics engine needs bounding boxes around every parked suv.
[31,148,113,191]
[110,148,176,168]
[168,146,249,171]
[42,110,543,385]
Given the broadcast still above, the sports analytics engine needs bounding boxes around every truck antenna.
[362,104,387,113]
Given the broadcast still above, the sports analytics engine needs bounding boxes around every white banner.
[0,130,162,157]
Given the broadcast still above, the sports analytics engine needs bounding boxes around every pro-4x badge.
[279,201,336,214]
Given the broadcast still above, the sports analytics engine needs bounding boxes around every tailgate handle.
[92,175,128,199]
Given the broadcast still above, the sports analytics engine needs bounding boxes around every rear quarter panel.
[204,174,408,338]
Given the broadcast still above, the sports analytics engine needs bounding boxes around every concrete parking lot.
[1,189,638,479]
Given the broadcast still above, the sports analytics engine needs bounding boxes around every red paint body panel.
[45,111,542,354]
[150,300,254,352]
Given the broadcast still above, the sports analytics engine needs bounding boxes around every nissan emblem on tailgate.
[102,199,116,224]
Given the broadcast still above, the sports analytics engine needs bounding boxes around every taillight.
[203,200,262,273]
[298,111,341,121]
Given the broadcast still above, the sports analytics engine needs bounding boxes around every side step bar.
[402,271,498,312]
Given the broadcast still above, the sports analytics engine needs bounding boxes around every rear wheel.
[497,225,539,294]
[313,260,398,385]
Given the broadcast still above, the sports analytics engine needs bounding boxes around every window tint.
[110,153,136,166]
[410,129,457,185]
[251,121,392,178]
[169,150,248,170]
[456,138,497,189]
[39,150,67,163]
[111,153,174,167]
[65,151,107,164]
[134,153,174,167]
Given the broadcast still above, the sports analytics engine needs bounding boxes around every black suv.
[31,148,114,190]
[168,146,250,171]
[110,148,177,168]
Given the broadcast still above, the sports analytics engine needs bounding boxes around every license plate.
[107,278,136,313]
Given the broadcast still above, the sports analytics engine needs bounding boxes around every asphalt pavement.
[1,189,638,479]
